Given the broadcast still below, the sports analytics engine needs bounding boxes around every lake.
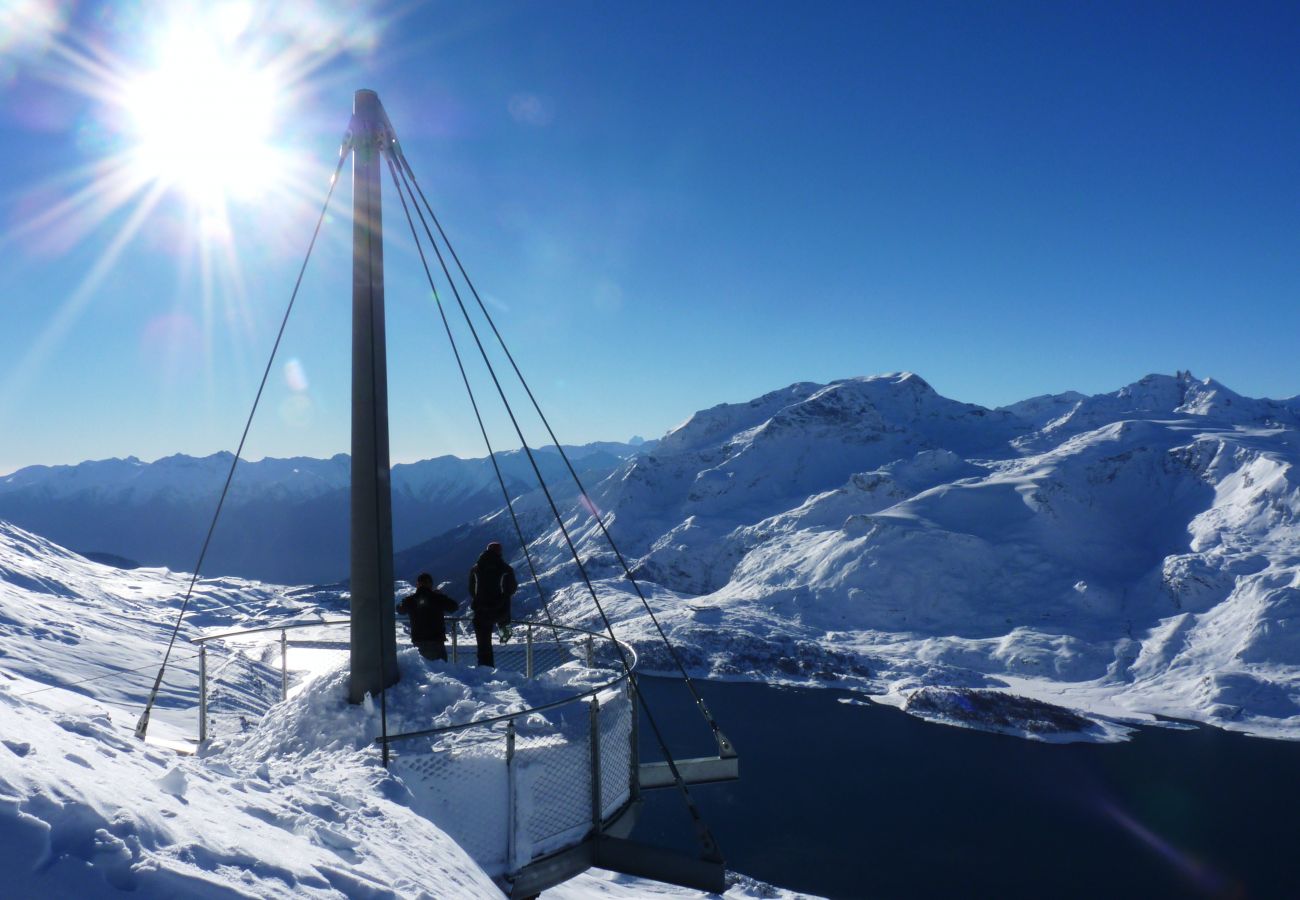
[632,677,1300,899]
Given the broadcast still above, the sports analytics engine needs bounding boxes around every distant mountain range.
[0,441,652,584]
[403,371,1300,740]
[6,371,1300,739]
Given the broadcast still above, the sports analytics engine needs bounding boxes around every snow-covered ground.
[5,366,1299,892]
[0,523,814,897]
[502,372,1300,742]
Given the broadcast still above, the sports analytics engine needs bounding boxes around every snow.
[0,522,809,897]
[502,372,1300,743]
[5,365,1300,892]
[0,442,649,584]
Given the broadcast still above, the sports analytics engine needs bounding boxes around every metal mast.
[349,89,399,703]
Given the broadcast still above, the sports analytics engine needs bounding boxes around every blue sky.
[2,0,1298,474]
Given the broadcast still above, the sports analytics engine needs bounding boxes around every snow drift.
[0,523,809,897]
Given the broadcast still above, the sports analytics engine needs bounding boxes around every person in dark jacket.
[467,541,517,667]
[396,573,459,661]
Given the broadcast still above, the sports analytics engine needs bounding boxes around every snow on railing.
[190,617,640,880]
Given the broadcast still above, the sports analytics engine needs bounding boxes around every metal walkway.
[191,615,737,896]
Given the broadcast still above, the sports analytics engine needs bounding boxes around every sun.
[121,25,288,206]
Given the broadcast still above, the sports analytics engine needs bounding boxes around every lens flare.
[0,0,389,420]
[121,29,288,205]
[284,358,309,392]
[578,493,602,519]
[1097,799,1238,896]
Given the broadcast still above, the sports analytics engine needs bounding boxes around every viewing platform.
[190,616,735,896]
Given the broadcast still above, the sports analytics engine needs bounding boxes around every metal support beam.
[198,644,207,743]
[589,697,602,832]
[638,755,739,791]
[349,88,399,703]
[506,720,518,872]
[628,680,639,801]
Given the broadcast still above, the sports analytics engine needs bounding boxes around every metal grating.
[392,734,509,871]
[598,685,633,816]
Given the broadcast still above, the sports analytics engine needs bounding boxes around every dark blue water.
[632,678,1300,899]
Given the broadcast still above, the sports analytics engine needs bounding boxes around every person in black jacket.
[467,541,517,667]
[396,573,459,661]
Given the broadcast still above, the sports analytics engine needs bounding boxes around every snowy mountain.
[9,369,1300,742]
[4,368,1299,893]
[0,442,649,585]
[0,521,804,898]
[434,372,1300,741]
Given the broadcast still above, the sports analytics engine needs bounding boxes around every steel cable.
[383,153,562,648]
[392,144,732,756]
[134,144,350,740]
[388,150,722,862]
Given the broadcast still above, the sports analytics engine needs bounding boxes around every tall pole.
[349,89,399,703]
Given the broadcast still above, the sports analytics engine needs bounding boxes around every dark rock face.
[904,686,1096,735]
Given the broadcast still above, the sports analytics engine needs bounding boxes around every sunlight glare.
[122,26,287,205]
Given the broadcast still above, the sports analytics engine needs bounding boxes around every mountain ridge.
[0,441,653,584]
[397,370,1300,741]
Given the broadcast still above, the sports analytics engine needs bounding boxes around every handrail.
[191,615,638,747]
[191,616,629,646]
[188,612,649,887]
[191,618,351,644]
[376,641,638,745]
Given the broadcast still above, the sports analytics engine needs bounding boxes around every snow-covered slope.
[482,372,1300,741]
[0,442,647,585]
[0,522,807,898]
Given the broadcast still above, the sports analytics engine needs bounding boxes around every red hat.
[487,541,503,554]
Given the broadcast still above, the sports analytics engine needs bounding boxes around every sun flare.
[122,27,287,206]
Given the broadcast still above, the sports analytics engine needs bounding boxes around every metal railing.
[190,615,641,880]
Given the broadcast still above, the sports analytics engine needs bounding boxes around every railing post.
[198,644,208,744]
[506,720,518,872]
[589,696,602,832]
[629,679,639,801]
[451,622,459,665]
[525,624,534,678]
[280,628,289,701]
[585,635,594,667]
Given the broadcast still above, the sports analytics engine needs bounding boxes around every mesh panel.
[516,699,593,862]
[200,641,283,739]
[191,622,640,878]
[198,631,349,740]
[392,731,509,873]
[446,626,593,676]
[527,640,578,674]
[598,685,633,816]
[590,639,626,672]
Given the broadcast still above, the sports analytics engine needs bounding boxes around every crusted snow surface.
[0,522,809,897]
[517,372,1300,742]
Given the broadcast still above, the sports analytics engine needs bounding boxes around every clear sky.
[2,0,1298,475]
